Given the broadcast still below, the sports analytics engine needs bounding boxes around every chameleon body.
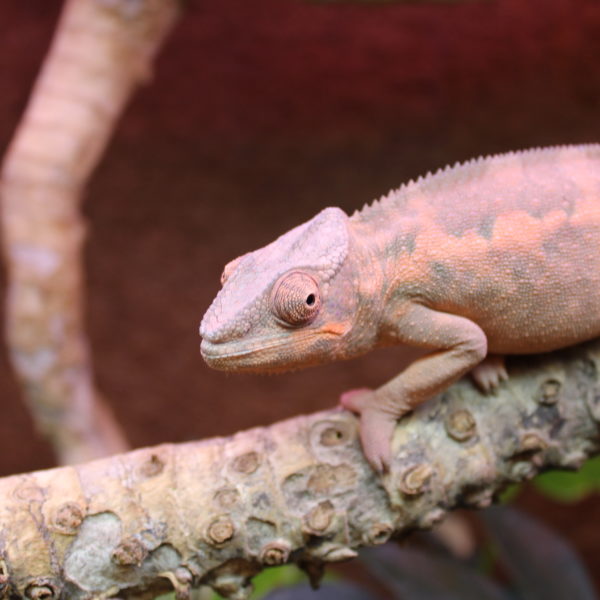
[200,144,600,472]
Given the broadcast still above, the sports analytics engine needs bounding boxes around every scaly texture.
[0,340,598,599]
[201,144,600,471]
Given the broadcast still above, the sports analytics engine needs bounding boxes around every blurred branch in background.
[0,0,181,464]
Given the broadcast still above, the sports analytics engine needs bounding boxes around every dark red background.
[1,0,599,588]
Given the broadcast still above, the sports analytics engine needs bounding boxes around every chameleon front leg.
[341,303,488,472]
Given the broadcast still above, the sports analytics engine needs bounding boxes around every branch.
[0,340,598,599]
[0,0,180,464]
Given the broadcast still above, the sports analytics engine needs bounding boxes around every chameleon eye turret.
[272,271,321,327]
[220,268,230,286]
[220,254,246,285]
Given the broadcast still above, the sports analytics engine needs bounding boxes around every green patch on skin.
[477,215,496,240]
[430,261,454,284]
[401,231,417,254]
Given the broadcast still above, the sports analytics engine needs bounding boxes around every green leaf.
[252,565,307,599]
[155,565,320,600]
[533,456,600,502]
[482,506,596,600]
[497,483,522,504]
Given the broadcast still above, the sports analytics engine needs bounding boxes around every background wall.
[1,0,599,584]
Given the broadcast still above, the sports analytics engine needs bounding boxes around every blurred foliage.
[156,565,310,600]
[497,482,521,504]
[252,565,310,598]
[533,456,600,502]
[361,543,511,600]
[481,506,597,600]
[357,506,596,600]
[499,456,600,504]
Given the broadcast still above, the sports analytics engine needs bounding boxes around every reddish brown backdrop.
[1,0,599,587]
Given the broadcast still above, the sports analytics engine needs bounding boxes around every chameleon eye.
[272,271,321,327]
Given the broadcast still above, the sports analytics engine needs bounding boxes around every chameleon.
[200,144,600,472]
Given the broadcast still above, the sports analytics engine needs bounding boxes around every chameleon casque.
[200,144,600,472]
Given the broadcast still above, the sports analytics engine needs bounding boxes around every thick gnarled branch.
[0,0,180,464]
[0,340,598,599]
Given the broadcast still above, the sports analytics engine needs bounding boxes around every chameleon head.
[200,207,368,373]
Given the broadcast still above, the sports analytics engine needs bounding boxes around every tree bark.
[0,0,180,464]
[0,340,597,600]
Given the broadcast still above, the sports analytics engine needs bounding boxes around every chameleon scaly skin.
[200,144,600,472]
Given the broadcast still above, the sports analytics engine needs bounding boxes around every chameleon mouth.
[200,340,289,373]
[200,329,343,373]
[200,339,265,362]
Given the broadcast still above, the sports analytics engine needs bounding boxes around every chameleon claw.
[471,355,508,393]
[358,407,396,473]
[340,389,396,473]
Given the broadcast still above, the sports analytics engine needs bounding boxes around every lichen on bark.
[0,339,598,599]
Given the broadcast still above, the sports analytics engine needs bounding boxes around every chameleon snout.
[199,300,253,345]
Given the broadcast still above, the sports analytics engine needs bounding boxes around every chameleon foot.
[340,388,398,473]
[470,354,508,393]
